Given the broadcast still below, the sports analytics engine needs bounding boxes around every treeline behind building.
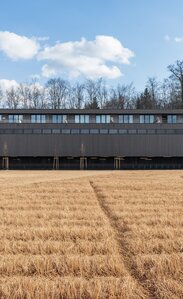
[1,60,183,110]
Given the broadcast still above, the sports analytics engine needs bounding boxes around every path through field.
[0,170,182,298]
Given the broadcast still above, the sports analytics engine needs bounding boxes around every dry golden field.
[0,170,182,299]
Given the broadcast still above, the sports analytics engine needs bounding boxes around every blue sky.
[0,0,183,91]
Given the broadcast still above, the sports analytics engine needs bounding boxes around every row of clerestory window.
[0,114,180,124]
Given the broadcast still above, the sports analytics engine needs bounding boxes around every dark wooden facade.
[0,109,183,169]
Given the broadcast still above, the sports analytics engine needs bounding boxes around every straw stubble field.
[0,170,182,298]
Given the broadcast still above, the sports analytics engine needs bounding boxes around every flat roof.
[0,109,183,114]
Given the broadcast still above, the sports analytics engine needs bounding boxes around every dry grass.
[91,170,183,299]
[0,170,182,298]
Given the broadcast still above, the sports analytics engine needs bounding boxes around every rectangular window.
[147,129,155,134]
[128,129,136,134]
[119,129,127,134]
[52,115,65,123]
[100,129,108,134]
[71,129,80,134]
[96,115,101,123]
[81,129,89,134]
[1,115,7,122]
[4,129,13,134]
[157,129,166,134]
[140,115,154,123]
[167,115,177,123]
[109,129,118,134]
[14,129,23,134]
[119,115,133,123]
[90,129,99,134]
[62,129,70,134]
[124,115,129,123]
[24,129,32,134]
[33,129,42,134]
[52,129,60,134]
[75,115,89,123]
[8,115,23,123]
[95,115,110,123]
[43,129,51,134]
[75,115,80,123]
[138,129,147,134]
[31,115,46,123]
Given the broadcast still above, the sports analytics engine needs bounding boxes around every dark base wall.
[1,157,183,170]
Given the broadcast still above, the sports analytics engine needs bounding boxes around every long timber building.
[0,109,183,170]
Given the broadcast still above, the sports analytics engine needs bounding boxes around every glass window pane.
[106,115,110,123]
[96,115,100,123]
[144,115,149,123]
[52,129,60,134]
[109,129,118,134]
[124,115,129,123]
[138,129,146,134]
[52,115,57,123]
[101,115,105,123]
[81,129,89,134]
[14,129,23,134]
[90,129,99,134]
[119,129,127,134]
[128,129,136,134]
[140,115,144,123]
[31,115,36,123]
[167,115,171,123]
[100,129,108,134]
[9,115,14,123]
[41,115,46,123]
[62,129,70,134]
[80,115,85,123]
[172,115,177,123]
[129,115,133,123]
[33,129,42,134]
[150,115,154,123]
[71,129,80,134]
[24,129,32,134]
[43,129,51,134]
[57,115,62,123]
[85,115,89,123]
[119,115,124,123]
[63,115,67,123]
[148,129,155,134]
[75,115,80,123]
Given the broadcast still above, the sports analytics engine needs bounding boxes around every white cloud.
[38,35,134,79]
[174,37,183,43]
[0,79,19,92]
[41,64,57,78]
[0,31,39,60]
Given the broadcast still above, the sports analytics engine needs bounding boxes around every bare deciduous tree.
[6,87,20,109]
[0,87,3,107]
[46,78,69,109]
[18,83,31,108]
[168,60,183,107]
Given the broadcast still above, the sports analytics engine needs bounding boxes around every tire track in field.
[89,180,156,299]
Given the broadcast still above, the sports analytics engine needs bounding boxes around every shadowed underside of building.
[0,109,183,170]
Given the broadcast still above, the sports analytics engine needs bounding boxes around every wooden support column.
[2,157,9,170]
[114,157,121,170]
[53,157,59,170]
[80,157,87,170]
